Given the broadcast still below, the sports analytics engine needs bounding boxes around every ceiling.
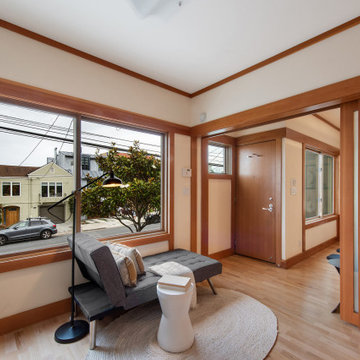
[316,108,340,128]
[1,1,360,93]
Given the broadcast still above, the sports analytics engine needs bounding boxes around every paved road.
[0,223,161,255]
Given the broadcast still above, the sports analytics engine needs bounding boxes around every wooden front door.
[5,207,20,227]
[236,140,276,262]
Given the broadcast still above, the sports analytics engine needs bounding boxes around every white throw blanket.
[149,261,197,309]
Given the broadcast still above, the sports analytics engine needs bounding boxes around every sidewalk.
[56,217,132,235]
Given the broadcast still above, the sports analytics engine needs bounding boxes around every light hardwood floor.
[1,243,359,359]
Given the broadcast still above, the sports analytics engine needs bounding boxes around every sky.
[0,101,162,167]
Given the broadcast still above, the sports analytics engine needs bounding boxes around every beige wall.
[174,134,191,250]
[281,138,303,260]
[287,115,340,148]
[0,28,191,127]
[191,24,360,126]
[0,240,169,318]
[208,179,232,254]
[305,221,337,250]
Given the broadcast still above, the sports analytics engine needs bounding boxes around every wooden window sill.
[0,231,170,274]
[208,174,233,180]
[305,214,339,229]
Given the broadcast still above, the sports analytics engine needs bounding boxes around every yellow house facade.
[0,162,73,226]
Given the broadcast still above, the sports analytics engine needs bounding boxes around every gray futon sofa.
[69,233,222,349]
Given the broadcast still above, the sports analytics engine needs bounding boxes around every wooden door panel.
[5,207,19,227]
[236,141,276,262]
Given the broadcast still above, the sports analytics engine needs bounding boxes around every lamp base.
[54,320,89,344]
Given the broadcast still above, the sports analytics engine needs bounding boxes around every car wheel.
[40,230,52,239]
[0,235,6,246]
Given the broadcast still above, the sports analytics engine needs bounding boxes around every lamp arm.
[47,172,109,212]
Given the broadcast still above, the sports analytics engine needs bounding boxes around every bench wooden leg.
[207,278,217,295]
[90,320,97,350]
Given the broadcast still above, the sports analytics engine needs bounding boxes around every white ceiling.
[1,0,360,93]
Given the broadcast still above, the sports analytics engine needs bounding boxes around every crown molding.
[1,16,360,99]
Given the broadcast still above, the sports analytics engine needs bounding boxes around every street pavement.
[0,222,161,255]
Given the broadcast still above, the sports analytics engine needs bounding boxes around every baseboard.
[209,248,235,260]
[0,298,71,335]
[280,237,338,269]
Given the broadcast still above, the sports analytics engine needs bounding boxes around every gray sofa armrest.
[68,233,126,308]
[91,245,126,307]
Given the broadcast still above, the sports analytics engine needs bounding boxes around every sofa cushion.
[143,249,222,283]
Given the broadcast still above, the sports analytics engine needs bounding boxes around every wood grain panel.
[191,76,360,137]
[201,137,209,256]
[191,136,198,253]
[340,101,358,325]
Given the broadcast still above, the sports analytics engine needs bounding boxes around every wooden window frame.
[304,148,335,223]
[0,79,189,273]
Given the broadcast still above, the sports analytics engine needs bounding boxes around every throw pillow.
[108,243,146,276]
[108,247,137,287]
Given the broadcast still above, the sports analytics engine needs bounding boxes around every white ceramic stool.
[157,282,194,353]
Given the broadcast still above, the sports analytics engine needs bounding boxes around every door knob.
[262,204,273,213]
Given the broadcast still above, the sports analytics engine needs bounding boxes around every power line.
[19,115,60,166]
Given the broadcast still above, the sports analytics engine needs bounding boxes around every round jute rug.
[86,287,278,360]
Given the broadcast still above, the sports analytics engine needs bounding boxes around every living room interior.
[1,1,360,359]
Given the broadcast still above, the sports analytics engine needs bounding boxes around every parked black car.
[0,217,57,246]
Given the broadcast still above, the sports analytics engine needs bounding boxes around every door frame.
[236,131,283,266]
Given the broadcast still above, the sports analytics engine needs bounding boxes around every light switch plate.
[182,168,192,177]
[290,187,297,196]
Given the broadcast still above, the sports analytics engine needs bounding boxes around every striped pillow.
[108,243,146,276]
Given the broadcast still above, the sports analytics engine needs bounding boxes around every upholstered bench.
[68,233,222,349]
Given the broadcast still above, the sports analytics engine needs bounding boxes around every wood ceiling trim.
[312,113,340,131]
[191,75,360,137]
[1,16,360,99]
[190,15,360,98]
[0,19,191,98]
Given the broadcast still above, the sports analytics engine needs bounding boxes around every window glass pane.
[305,150,319,219]
[49,182,56,197]
[80,119,163,238]
[208,144,226,174]
[41,182,48,197]
[0,101,74,255]
[81,156,90,170]
[322,155,334,216]
[12,182,20,196]
[2,182,10,196]
[56,183,62,197]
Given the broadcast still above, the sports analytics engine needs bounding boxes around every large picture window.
[305,149,334,220]
[0,100,167,257]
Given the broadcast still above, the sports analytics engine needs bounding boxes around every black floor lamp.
[48,171,123,344]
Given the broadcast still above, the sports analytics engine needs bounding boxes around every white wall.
[281,138,303,260]
[0,28,191,127]
[208,179,232,254]
[191,24,360,126]
[174,134,191,250]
